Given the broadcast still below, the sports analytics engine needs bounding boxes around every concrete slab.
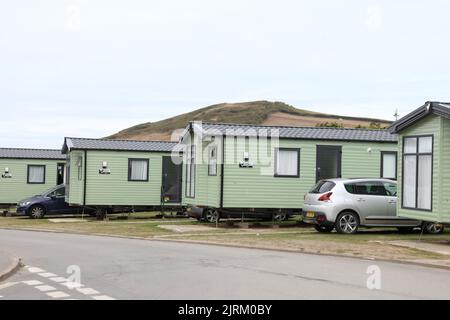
[157,224,217,233]
[47,219,87,223]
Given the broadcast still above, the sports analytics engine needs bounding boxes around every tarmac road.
[0,229,449,300]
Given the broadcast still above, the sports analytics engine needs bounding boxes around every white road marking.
[61,282,83,289]
[35,285,57,292]
[17,265,110,300]
[92,295,116,300]
[23,280,44,286]
[76,287,99,295]
[27,267,45,273]
[49,277,68,283]
[0,282,19,290]
[46,291,71,299]
[38,272,57,278]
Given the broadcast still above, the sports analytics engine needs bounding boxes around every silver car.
[302,178,444,234]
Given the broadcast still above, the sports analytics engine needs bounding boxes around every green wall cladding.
[67,150,176,206]
[0,159,61,204]
[396,114,442,222]
[183,132,398,210]
[440,118,450,223]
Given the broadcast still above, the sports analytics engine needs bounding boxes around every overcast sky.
[1,0,449,148]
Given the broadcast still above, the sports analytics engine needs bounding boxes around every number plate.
[306,212,315,218]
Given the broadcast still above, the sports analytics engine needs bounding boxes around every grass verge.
[1,214,449,264]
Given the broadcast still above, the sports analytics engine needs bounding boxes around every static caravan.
[62,138,182,215]
[389,101,450,224]
[180,122,398,222]
[0,148,67,208]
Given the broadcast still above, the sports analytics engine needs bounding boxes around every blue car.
[16,185,89,219]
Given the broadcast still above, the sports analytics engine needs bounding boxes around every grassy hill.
[107,101,392,141]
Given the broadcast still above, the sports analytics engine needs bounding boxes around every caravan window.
[128,159,149,181]
[27,165,45,184]
[402,135,433,211]
[381,152,397,179]
[185,145,196,197]
[275,148,300,177]
[208,147,217,176]
[77,156,83,181]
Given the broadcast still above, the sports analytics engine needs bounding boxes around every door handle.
[357,198,366,202]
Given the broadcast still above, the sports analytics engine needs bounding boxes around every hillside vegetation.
[107,101,391,141]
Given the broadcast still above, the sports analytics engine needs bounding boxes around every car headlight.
[21,201,31,206]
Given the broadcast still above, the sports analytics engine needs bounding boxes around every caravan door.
[316,145,342,182]
[161,156,182,203]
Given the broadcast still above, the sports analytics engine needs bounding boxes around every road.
[0,229,449,300]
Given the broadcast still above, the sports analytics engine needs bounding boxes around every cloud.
[1,0,450,148]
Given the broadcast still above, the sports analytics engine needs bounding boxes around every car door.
[382,181,418,226]
[363,181,405,226]
[384,182,397,216]
[348,181,389,225]
[46,187,72,214]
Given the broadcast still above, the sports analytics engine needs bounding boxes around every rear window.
[310,181,336,194]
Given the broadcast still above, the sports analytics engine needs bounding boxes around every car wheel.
[204,209,220,223]
[314,224,334,233]
[273,213,287,222]
[335,211,359,234]
[424,223,445,234]
[397,227,415,234]
[29,205,46,219]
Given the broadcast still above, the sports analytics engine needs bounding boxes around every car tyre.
[29,205,46,219]
[424,223,445,234]
[204,209,220,223]
[314,224,334,233]
[335,211,359,234]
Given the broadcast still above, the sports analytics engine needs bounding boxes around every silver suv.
[302,178,444,234]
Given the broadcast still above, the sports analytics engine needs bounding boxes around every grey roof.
[0,148,66,160]
[63,137,178,153]
[389,101,450,133]
[188,122,397,143]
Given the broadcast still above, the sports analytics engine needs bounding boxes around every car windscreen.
[309,181,336,194]
[41,186,64,197]
[39,186,58,196]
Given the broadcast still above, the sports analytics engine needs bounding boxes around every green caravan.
[181,121,398,222]
[62,137,183,216]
